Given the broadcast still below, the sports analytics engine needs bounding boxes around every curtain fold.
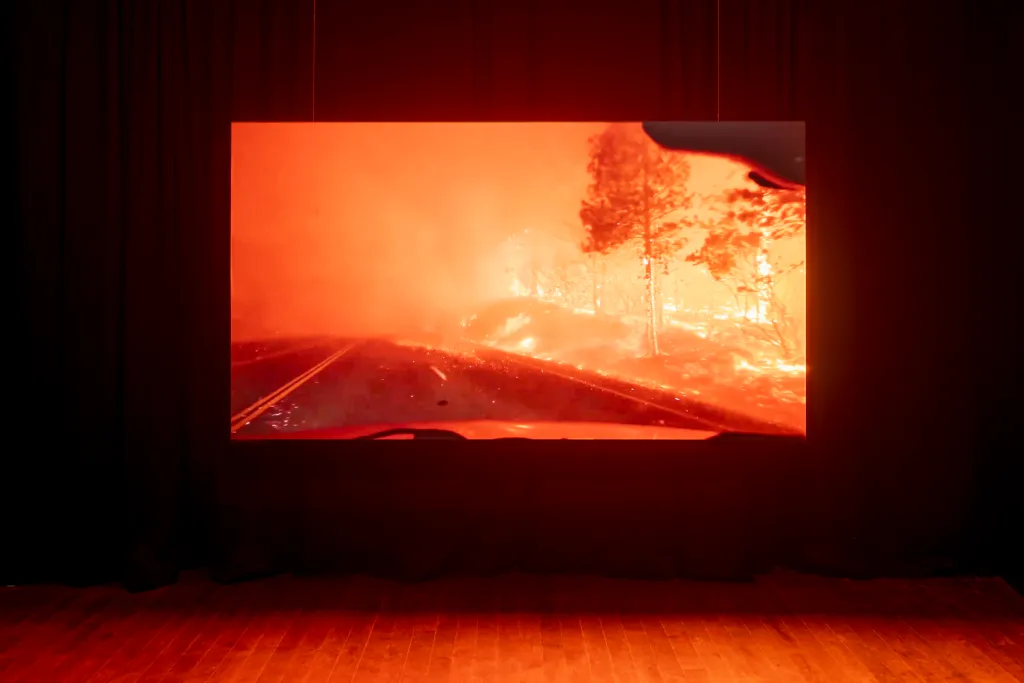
[10,0,1016,587]
[11,0,239,588]
[312,0,718,121]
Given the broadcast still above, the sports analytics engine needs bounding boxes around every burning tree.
[686,183,807,360]
[579,123,694,355]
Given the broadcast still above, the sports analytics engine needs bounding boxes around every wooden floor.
[1,573,1022,683]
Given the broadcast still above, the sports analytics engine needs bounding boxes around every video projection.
[231,122,806,440]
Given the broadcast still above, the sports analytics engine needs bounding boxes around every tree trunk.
[644,252,658,352]
[654,262,666,330]
[673,271,683,316]
[590,254,602,313]
[755,231,771,323]
[641,147,659,356]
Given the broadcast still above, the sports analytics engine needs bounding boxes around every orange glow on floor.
[4,574,1019,682]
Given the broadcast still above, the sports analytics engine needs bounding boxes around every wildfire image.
[231,122,806,439]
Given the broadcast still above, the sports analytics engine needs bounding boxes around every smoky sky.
[232,122,609,339]
[231,122,776,340]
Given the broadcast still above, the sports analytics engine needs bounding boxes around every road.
[231,336,787,437]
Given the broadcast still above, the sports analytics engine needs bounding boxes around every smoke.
[231,122,605,340]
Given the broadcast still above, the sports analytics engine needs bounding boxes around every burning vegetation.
[233,122,806,434]
[470,123,806,432]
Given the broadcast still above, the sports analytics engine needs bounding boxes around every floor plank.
[0,573,1020,683]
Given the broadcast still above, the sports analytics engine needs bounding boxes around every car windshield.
[230,122,806,438]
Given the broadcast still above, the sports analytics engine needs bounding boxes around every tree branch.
[740,323,783,348]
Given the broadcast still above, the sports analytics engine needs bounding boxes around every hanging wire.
[312,0,317,121]
[716,0,721,121]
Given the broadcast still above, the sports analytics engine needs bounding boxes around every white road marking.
[230,342,359,434]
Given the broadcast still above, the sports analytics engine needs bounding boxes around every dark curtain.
[748,2,1017,576]
[10,0,1019,588]
[720,1,1016,573]
[312,1,718,121]
[12,0,228,587]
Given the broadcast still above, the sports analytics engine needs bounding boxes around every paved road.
[231,341,340,417]
[231,336,331,366]
[231,336,792,437]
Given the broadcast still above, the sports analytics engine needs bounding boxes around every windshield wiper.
[706,430,805,442]
[354,428,469,440]
[353,428,803,441]
[353,428,538,441]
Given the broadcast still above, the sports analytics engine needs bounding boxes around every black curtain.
[10,0,1019,588]
[12,0,229,587]
[721,2,1017,573]
[717,2,1019,576]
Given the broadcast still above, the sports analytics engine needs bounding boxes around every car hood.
[236,419,719,440]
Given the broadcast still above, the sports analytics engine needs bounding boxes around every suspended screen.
[231,122,806,439]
